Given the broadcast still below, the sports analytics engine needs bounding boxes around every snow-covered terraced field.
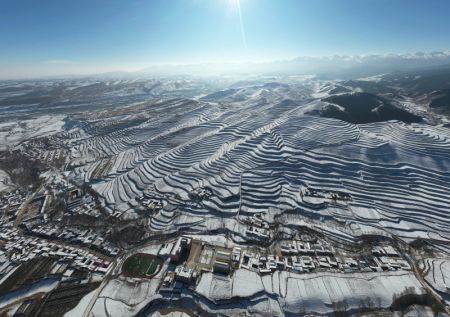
[64,83,450,241]
[193,269,425,316]
[423,258,450,297]
[93,268,426,317]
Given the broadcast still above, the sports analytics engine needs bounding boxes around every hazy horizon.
[2,0,450,79]
[1,50,450,80]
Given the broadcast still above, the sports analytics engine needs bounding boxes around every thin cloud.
[44,60,75,64]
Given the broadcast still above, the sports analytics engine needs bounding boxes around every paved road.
[393,236,450,315]
[82,258,118,317]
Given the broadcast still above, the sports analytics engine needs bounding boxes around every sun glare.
[227,0,248,51]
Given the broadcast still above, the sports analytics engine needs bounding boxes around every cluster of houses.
[191,187,212,201]
[0,189,28,220]
[238,239,336,274]
[132,191,166,215]
[158,236,197,293]
[40,176,109,220]
[278,239,411,273]
[35,149,64,163]
[137,196,163,213]
[157,236,192,263]
[66,189,102,218]
[156,236,411,294]
[245,214,271,240]
[25,224,120,257]
[20,137,65,164]
[301,187,352,207]
[0,173,122,278]
[0,226,112,274]
[371,245,411,271]
[302,187,352,201]
[0,250,16,284]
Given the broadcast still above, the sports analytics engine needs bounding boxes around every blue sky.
[1,0,450,78]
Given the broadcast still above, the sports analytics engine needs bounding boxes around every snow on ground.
[232,269,264,298]
[149,312,191,317]
[283,271,424,315]
[357,74,387,82]
[400,305,435,317]
[196,272,232,301]
[0,277,59,310]
[0,115,65,149]
[0,302,21,317]
[186,234,232,247]
[90,261,167,317]
[136,243,162,255]
[424,258,450,300]
[70,97,450,243]
[64,287,99,317]
[0,169,14,193]
[1,302,22,317]
[196,269,425,315]
[98,278,159,307]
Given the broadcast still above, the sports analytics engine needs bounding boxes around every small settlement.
[152,233,411,295]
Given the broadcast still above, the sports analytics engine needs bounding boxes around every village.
[0,182,413,299]
[0,226,113,275]
[122,231,413,297]
[0,184,118,292]
[0,165,444,317]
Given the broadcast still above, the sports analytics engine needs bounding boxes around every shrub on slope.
[429,89,450,111]
[321,92,422,124]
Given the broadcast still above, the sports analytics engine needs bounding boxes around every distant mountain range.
[138,51,450,79]
[4,51,450,83]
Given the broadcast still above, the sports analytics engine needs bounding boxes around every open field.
[122,253,163,278]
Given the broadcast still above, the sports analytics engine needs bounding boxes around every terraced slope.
[65,83,450,242]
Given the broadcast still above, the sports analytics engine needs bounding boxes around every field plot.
[122,253,163,278]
